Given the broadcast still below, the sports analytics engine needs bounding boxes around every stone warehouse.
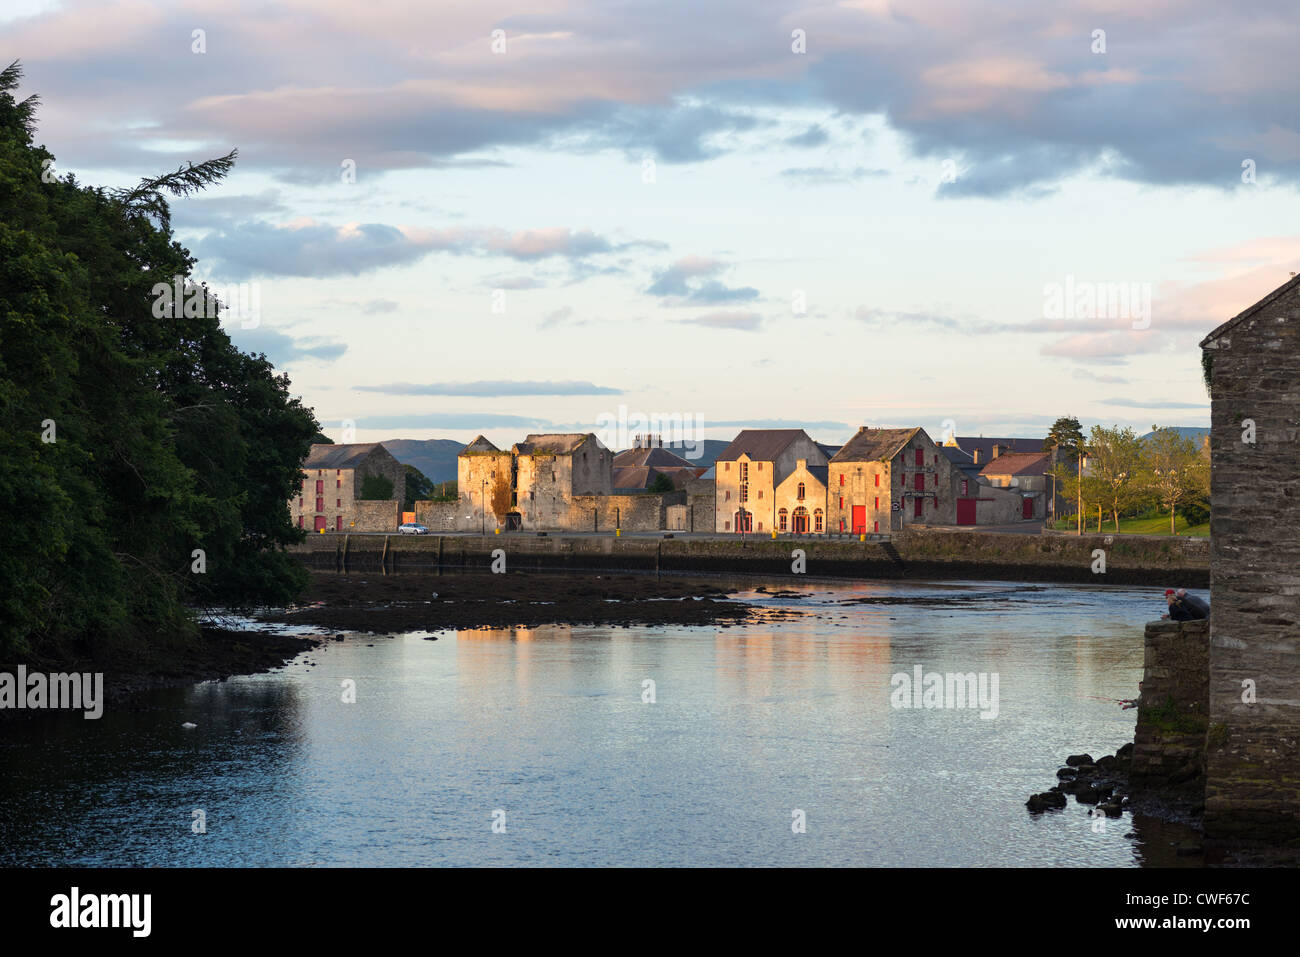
[713,429,831,532]
[290,443,405,533]
[416,433,684,533]
[1199,274,1300,843]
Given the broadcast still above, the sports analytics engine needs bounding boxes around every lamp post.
[481,479,487,536]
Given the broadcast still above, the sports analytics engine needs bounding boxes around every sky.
[7,0,1299,449]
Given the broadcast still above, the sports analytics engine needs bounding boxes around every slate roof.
[977,451,1051,477]
[461,434,503,455]
[613,446,696,469]
[952,436,1044,461]
[303,443,381,470]
[830,427,920,463]
[715,429,809,462]
[1201,273,1300,346]
[513,433,599,455]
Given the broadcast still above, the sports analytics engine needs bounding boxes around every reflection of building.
[290,443,405,532]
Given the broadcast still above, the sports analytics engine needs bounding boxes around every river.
[0,576,1203,866]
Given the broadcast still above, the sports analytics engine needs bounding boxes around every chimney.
[991,444,1007,460]
[972,448,982,465]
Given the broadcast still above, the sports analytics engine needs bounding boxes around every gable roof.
[978,451,1050,477]
[613,445,696,469]
[461,434,503,455]
[952,436,1044,461]
[1201,273,1300,346]
[513,433,600,455]
[303,443,381,470]
[715,429,810,462]
[830,427,920,463]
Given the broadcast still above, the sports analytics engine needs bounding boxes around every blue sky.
[8,0,1298,448]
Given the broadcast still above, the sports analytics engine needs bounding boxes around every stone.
[1065,753,1094,766]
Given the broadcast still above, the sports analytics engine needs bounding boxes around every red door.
[957,499,976,525]
[851,505,866,533]
[1022,498,1034,520]
[314,516,326,532]
[914,498,923,518]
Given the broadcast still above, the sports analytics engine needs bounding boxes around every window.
[779,509,788,531]
[916,448,924,467]
[725,490,731,501]
[725,520,731,530]
[725,462,730,472]
[933,472,938,487]
[740,462,748,482]
[297,516,303,528]
[758,522,763,531]
[336,498,341,507]
[839,496,844,509]
[797,482,806,501]
[316,480,324,494]
[337,479,341,488]
[757,462,762,471]
[874,520,879,533]
[336,515,343,531]
[739,483,748,503]
[336,469,341,476]
[875,473,880,487]
[316,497,324,512]
[839,474,845,486]
[874,497,879,510]
[298,497,303,508]
[839,519,845,532]
[814,510,823,532]
[914,498,923,518]
[757,489,763,499]
[961,479,969,496]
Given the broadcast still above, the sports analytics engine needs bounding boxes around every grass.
[1050,514,1210,537]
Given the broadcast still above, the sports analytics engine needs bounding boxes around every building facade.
[828,427,959,533]
[1199,274,1300,842]
[713,429,829,532]
[290,443,405,533]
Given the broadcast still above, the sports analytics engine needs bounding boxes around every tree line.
[0,63,320,663]
[1042,416,1210,534]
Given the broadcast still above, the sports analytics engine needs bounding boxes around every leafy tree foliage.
[647,473,676,494]
[401,464,433,511]
[358,473,394,501]
[0,63,319,662]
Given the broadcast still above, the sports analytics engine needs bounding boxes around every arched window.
[797,482,806,500]
[814,509,823,533]
[778,509,788,531]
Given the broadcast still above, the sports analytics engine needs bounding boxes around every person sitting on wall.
[1161,588,1194,621]
[1176,587,1209,620]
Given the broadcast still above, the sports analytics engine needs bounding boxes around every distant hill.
[380,439,466,483]
[1141,427,1209,446]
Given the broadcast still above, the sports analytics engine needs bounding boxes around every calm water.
[0,577,1201,867]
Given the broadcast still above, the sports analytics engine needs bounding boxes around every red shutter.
[915,448,923,467]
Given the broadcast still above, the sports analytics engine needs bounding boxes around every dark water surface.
[0,577,1203,866]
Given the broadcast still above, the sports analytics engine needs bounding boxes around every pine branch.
[117,148,238,205]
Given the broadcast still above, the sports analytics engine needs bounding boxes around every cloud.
[362,299,399,314]
[354,380,622,396]
[648,256,759,303]
[785,123,829,147]
[192,219,658,279]
[711,418,853,431]
[346,413,555,430]
[780,165,889,185]
[228,326,347,366]
[680,310,763,330]
[1103,398,1210,410]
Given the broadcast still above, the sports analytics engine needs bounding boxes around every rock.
[1061,779,1087,794]
[1094,785,1115,800]
[1099,802,1124,818]
[1075,787,1102,804]
[1056,767,1077,779]
[1026,792,1066,813]
[1042,791,1066,808]
[1073,764,1098,776]
[1096,755,1117,771]
[1116,742,1134,759]
[181,722,197,729]
[1175,844,1204,857]
[1065,753,1094,766]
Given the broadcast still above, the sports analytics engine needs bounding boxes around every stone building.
[828,427,959,533]
[714,429,828,532]
[290,443,405,533]
[1199,274,1300,842]
[976,450,1050,521]
[774,459,828,533]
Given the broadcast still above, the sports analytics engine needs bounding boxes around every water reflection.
[0,578,1204,867]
